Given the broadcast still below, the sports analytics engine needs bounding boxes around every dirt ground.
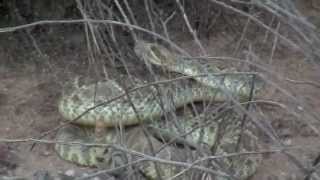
[1,5,320,180]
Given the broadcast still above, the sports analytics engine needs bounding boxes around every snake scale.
[55,40,263,179]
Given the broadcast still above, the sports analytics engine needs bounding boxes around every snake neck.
[162,59,263,101]
[135,41,263,100]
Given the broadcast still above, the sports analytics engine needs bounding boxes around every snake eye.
[96,156,105,163]
[103,148,110,154]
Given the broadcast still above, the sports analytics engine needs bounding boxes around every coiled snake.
[55,41,263,179]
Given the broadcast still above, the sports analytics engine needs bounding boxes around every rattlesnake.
[55,41,263,179]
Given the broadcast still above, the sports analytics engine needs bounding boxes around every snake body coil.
[55,41,263,179]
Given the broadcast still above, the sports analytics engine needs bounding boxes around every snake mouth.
[149,44,169,66]
[135,40,176,68]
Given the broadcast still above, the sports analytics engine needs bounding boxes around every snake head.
[134,40,177,68]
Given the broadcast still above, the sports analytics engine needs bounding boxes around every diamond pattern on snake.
[55,40,264,179]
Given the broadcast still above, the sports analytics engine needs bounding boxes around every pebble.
[43,151,51,156]
[64,169,75,177]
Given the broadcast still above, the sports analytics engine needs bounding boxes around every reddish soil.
[1,4,320,179]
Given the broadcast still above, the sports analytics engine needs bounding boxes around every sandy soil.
[1,10,320,179]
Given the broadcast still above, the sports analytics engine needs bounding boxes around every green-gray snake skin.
[55,40,263,179]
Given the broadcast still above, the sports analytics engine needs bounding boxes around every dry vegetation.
[1,0,320,179]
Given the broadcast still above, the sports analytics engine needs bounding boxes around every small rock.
[65,169,75,177]
[283,138,292,145]
[42,151,51,156]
